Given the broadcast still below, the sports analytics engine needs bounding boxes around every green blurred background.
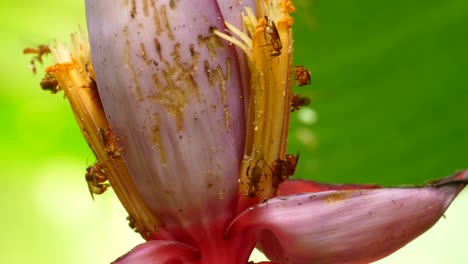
[2,0,467,263]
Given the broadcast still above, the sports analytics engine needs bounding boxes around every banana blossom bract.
[42,0,468,263]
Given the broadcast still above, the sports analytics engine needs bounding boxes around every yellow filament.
[45,30,160,239]
[216,0,296,199]
[213,28,252,62]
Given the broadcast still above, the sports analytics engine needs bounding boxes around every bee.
[290,94,311,112]
[293,66,311,86]
[271,153,299,188]
[23,44,51,75]
[40,73,60,94]
[98,128,123,159]
[246,159,267,197]
[85,163,109,199]
[126,215,138,232]
[263,16,282,57]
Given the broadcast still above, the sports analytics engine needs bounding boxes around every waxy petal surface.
[85,0,251,242]
[228,171,468,264]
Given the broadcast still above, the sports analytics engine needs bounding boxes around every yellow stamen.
[216,0,296,199]
[44,29,160,239]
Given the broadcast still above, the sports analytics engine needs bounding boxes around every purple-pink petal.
[114,229,259,264]
[112,240,199,264]
[85,0,247,241]
[228,170,468,264]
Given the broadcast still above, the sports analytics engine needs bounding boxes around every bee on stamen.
[290,94,311,112]
[293,66,312,86]
[40,73,60,94]
[23,44,51,75]
[246,158,268,197]
[126,215,138,232]
[85,163,109,199]
[271,153,299,189]
[262,16,282,57]
[98,128,123,159]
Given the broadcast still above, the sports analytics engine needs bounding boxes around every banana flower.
[37,0,468,263]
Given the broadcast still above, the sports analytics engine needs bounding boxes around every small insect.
[126,215,138,232]
[290,94,311,112]
[271,153,299,188]
[293,66,312,86]
[23,44,51,75]
[98,128,123,159]
[85,163,109,199]
[40,73,60,94]
[246,159,267,197]
[263,16,282,57]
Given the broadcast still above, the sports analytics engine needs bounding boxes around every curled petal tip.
[426,169,468,188]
